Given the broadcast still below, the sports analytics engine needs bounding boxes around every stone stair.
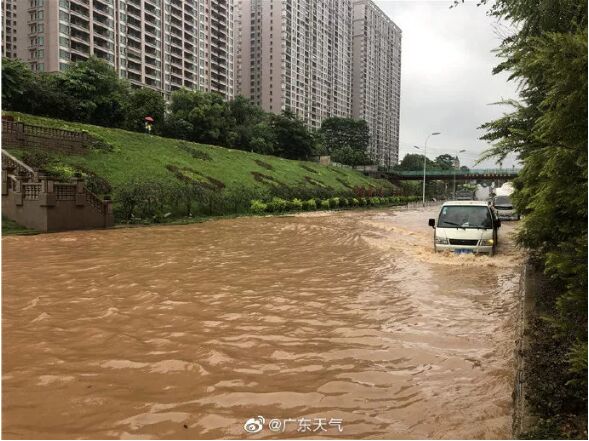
[2,150,113,232]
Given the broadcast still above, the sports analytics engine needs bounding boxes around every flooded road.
[3,207,523,439]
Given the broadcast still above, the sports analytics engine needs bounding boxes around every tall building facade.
[234,0,353,130]
[352,0,401,166]
[2,0,234,98]
[2,0,17,58]
[235,0,401,165]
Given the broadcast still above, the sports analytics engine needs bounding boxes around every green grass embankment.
[3,112,396,223]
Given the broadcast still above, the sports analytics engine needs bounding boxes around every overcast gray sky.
[374,0,520,168]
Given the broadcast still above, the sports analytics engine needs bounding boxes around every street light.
[416,132,441,206]
[453,149,467,199]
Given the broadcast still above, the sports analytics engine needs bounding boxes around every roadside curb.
[512,259,538,438]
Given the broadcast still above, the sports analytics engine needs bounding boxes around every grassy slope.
[4,112,389,196]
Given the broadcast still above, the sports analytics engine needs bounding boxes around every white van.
[428,201,501,256]
[493,195,520,220]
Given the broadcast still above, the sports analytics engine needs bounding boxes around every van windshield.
[438,205,493,229]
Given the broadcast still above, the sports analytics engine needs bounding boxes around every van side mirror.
[428,218,435,228]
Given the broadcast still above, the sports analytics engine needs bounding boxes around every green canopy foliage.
[475,0,587,434]
[1,59,329,161]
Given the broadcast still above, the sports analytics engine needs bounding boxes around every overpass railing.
[379,168,521,177]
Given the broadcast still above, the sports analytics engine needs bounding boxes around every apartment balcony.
[127,16,142,31]
[126,48,141,62]
[94,35,114,51]
[144,0,161,7]
[169,57,183,70]
[126,27,142,41]
[126,37,141,51]
[127,70,142,84]
[145,45,159,57]
[127,60,142,73]
[70,43,90,57]
[126,2,141,17]
[145,56,160,69]
[145,66,159,78]
[170,74,183,86]
[94,48,114,63]
[170,24,183,38]
[145,24,158,37]
[70,4,90,19]
[169,46,182,57]
[144,38,160,51]
[69,15,90,31]
[126,0,141,9]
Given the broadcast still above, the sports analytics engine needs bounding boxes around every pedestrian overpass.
[364,168,520,182]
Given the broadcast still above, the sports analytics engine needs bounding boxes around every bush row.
[250,195,421,214]
[111,179,407,223]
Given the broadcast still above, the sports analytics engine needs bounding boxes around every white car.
[428,201,501,256]
[493,195,520,220]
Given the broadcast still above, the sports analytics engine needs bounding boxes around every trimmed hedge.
[249,194,425,214]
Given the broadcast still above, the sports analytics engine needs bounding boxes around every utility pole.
[413,132,441,207]
[452,149,466,199]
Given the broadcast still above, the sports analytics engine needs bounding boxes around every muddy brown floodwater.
[3,207,523,440]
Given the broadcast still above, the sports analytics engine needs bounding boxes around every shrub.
[320,199,330,209]
[359,197,367,206]
[340,198,349,208]
[370,196,381,205]
[304,198,317,210]
[329,197,340,208]
[291,198,303,211]
[352,198,360,206]
[21,150,53,170]
[267,196,287,212]
[250,199,267,214]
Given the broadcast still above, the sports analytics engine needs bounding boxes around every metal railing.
[379,167,521,177]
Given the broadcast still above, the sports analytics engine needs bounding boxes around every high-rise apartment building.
[235,0,401,165]
[3,0,234,98]
[2,0,17,58]
[234,0,353,130]
[352,0,401,166]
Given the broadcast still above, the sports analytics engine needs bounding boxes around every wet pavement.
[2,207,523,439]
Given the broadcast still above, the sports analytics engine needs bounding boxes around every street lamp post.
[414,132,441,206]
[453,149,466,199]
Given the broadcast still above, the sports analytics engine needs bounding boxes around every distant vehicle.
[454,189,475,201]
[428,201,501,256]
[493,195,520,220]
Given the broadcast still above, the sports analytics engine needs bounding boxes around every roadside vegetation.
[2,57,372,167]
[1,217,37,236]
[467,0,587,437]
[3,112,400,224]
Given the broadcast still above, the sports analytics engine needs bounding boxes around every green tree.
[395,153,438,171]
[248,122,275,155]
[225,96,269,151]
[168,89,233,145]
[270,110,315,160]
[474,0,587,434]
[124,87,166,134]
[55,57,130,126]
[434,154,456,170]
[319,117,370,153]
[1,58,35,109]
[331,146,371,167]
